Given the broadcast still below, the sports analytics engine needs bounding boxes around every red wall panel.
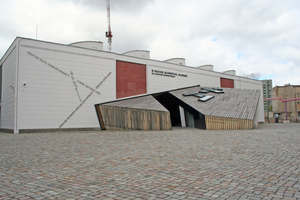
[220,77,234,88]
[116,61,147,98]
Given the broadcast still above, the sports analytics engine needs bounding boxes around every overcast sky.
[1,0,299,86]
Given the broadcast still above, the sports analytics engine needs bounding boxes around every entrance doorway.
[153,93,181,127]
[153,92,206,129]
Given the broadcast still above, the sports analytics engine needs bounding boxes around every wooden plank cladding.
[97,105,172,130]
[205,116,254,130]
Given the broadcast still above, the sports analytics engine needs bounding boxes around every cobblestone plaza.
[1,124,300,200]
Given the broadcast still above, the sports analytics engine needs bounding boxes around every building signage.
[151,69,187,78]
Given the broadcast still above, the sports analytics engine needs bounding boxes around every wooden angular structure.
[95,95,172,130]
[95,85,260,130]
[170,86,260,130]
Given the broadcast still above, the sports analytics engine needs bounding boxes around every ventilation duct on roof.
[69,41,103,50]
[122,50,150,59]
[165,58,185,65]
[222,70,236,76]
[197,65,214,71]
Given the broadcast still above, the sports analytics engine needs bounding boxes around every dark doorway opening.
[153,92,206,129]
[194,112,206,129]
[153,92,181,127]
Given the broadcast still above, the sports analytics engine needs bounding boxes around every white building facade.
[0,37,264,133]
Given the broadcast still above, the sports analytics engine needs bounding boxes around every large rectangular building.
[0,37,264,133]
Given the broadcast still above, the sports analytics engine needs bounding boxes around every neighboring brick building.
[272,85,300,122]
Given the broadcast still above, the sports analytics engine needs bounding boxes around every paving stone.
[0,123,299,199]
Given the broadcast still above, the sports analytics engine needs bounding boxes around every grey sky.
[1,0,299,85]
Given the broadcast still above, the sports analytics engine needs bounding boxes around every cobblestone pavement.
[1,123,300,200]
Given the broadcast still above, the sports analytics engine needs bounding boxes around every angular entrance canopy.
[95,85,260,130]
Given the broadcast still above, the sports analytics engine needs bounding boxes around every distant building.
[261,79,272,111]
[272,85,300,122]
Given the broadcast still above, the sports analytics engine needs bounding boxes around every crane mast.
[106,0,113,51]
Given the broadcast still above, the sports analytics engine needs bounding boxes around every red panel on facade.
[116,61,147,98]
[220,77,234,88]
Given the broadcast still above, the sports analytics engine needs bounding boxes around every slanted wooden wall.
[205,116,253,130]
[96,105,172,130]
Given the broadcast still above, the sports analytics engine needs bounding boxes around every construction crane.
[106,0,113,51]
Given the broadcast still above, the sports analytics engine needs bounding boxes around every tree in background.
[269,104,273,112]
[244,73,260,80]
